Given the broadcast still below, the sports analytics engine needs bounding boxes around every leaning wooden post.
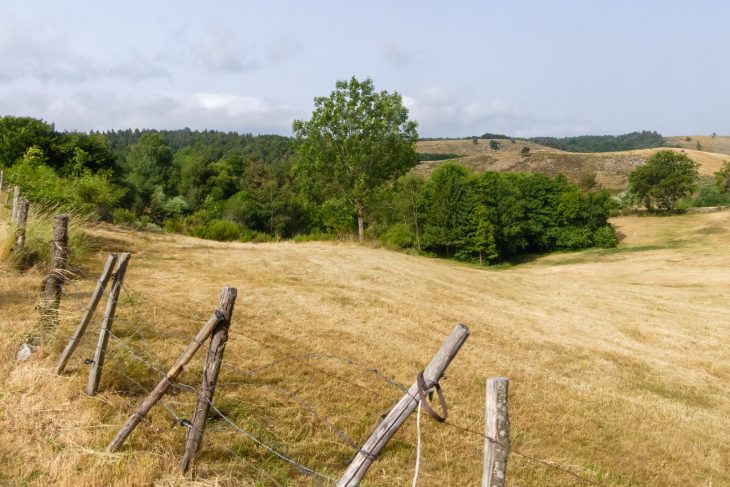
[56,253,119,374]
[180,288,237,472]
[10,186,19,221]
[337,323,470,487]
[40,214,69,332]
[482,378,510,487]
[14,198,30,249]
[86,253,130,395]
[107,286,237,453]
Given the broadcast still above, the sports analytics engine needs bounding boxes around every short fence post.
[86,253,130,395]
[11,186,19,221]
[14,198,30,249]
[337,323,470,487]
[180,288,237,472]
[40,214,69,333]
[107,286,237,453]
[0,169,4,193]
[56,253,119,374]
[482,378,510,487]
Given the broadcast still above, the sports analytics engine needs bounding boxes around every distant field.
[416,139,729,190]
[2,199,730,486]
[667,135,730,156]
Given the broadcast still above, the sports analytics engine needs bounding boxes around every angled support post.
[56,253,119,374]
[107,286,237,453]
[337,323,470,487]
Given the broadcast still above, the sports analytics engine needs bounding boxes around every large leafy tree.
[292,76,418,240]
[628,150,699,211]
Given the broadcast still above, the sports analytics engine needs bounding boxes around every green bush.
[195,219,241,241]
[239,228,274,243]
[593,225,619,248]
[552,226,593,250]
[379,223,414,249]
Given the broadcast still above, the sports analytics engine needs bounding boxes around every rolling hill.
[416,139,729,191]
[2,199,730,485]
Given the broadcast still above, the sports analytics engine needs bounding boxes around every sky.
[0,0,728,138]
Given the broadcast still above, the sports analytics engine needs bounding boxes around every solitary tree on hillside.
[489,140,500,151]
[628,150,699,211]
[293,77,418,240]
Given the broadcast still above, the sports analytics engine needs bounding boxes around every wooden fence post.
[56,253,119,374]
[14,198,30,249]
[179,288,237,472]
[337,323,470,487]
[0,169,4,193]
[40,214,69,332]
[86,253,130,395]
[482,378,510,487]
[107,286,237,453]
[11,186,19,221]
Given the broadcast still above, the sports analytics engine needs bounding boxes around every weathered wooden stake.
[10,186,20,221]
[179,289,237,472]
[86,253,130,395]
[40,214,69,332]
[482,378,510,487]
[337,323,470,487]
[107,286,237,453]
[14,198,30,249]
[0,169,4,193]
[56,253,119,374]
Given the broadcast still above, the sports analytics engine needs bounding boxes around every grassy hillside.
[666,135,730,156]
[2,198,730,485]
[416,139,728,190]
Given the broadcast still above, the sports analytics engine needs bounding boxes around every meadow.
[1,196,729,486]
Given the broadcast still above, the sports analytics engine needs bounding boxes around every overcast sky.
[0,0,727,137]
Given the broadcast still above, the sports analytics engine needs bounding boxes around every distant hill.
[415,138,727,191]
[666,135,730,156]
[529,131,665,153]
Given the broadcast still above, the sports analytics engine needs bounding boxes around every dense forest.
[529,131,666,152]
[0,115,618,264]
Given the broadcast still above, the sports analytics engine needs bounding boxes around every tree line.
[0,77,626,264]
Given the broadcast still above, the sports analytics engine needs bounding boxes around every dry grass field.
[416,139,729,190]
[2,200,730,486]
[666,135,730,156]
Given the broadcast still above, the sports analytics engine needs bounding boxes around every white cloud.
[379,40,417,67]
[196,28,260,73]
[404,87,591,137]
[0,89,300,134]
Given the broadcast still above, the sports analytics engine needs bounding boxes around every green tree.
[489,140,500,150]
[125,133,173,208]
[696,141,703,151]
[628,150,699,211]
[459,205,497,264]
[715,161,730,193]
[293,76,418,241]
[520,146,530,155]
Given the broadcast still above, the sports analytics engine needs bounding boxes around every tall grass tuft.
[1,201,99,273]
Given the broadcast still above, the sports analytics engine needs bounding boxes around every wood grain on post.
[106,286,237,453]
[10,186,19,221]
[14,198,30,249]
[55,253,119,374]
[86,253,130,395]
[337,323,470,487]
[41,214,69,331]
[482,378,510,487]
[0,169,4,193]
[180,289,237,472]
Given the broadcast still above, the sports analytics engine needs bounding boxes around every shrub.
[521,146,530,155]
[379,223,414,249]
[239,228,274,243]
[195,219,241,241]
[593,225,619,248]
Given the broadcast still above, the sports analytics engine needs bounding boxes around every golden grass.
[2,202,730,485]
[416,140,729,191]
[666,135,730,157]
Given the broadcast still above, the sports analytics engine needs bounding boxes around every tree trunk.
[357,208,365,242]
